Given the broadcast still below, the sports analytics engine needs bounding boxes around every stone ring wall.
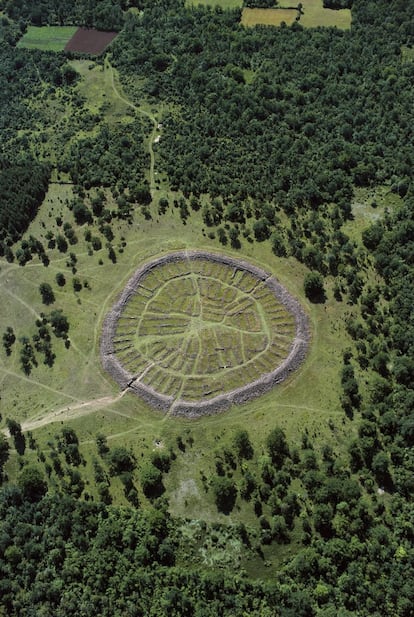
[101,250,310,417]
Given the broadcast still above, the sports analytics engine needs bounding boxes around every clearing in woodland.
[298,0,351,28]
[1,57,352,522]
[17,26,77,51]
[241,0,351,29]
[241,8,298,27]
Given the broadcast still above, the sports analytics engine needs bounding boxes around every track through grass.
[104,56,159,197]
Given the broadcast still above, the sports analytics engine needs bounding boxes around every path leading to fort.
[104,56,158,197]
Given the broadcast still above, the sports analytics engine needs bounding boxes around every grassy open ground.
[241,8,297,27]
[2,58,359,533]
[17,26,78,51]
[298,0,351,29]
[241,0,351,29]
[71,59,131,122]
[0,186,355,517]
[344,185,401,243]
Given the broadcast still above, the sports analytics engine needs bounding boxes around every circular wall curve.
[101,250,310,417]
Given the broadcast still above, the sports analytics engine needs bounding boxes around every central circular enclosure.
[101,251,309,417]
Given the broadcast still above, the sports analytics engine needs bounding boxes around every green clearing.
[344,185,402,244]
[241,7,298,27]
[241,1,351,29]
[298,0,351,29]
[70,59,131,121]
[1,57,355,533]
[0,180,353,523]
[401,45,414,62]
[17,26,78,51]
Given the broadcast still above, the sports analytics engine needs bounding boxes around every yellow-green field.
[241,7,297,27]
[241,0,351,29]
[298,0,351,29]
[17,26,78,51]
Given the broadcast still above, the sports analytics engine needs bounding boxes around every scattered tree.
[39,283,55,305]
[211,476,237,514]
[304,271,326,303]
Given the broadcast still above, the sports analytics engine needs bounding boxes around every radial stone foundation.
[101,251,310,417]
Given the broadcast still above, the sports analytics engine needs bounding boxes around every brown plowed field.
[65,28,118,55]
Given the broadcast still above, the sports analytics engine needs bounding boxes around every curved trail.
[104,56,158,197]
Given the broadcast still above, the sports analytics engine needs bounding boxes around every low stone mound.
[101,250,310,417]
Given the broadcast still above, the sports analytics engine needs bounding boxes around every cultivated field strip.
[101,251,310,416]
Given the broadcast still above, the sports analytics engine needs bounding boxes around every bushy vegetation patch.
[5,0,125,31]
[0,158,50,247]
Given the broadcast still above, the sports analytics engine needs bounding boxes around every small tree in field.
[266,427,289,467]
[233,429,254,460]
[0,434,10,474]
[3,326,15,355]
[49,310,69,338]
[39,283,55,305]
[140,461,163,498]
[108,446,136,476]
[304,272,326,303]
[211,476,237,514]
[55,272,66,287]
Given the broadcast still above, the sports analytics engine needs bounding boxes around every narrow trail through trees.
[104,56,158,197]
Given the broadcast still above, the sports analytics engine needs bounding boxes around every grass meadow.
[298,0,351,29]
[17,26,78,51]
[1,59,358,535]
[241,8,297,27]
[0,182,355,522]
[241,1,351,29]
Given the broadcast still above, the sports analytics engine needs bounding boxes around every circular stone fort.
[101,251,309,417]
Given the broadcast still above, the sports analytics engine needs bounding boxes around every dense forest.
[2,0,131,30]
[0,0,413,614]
